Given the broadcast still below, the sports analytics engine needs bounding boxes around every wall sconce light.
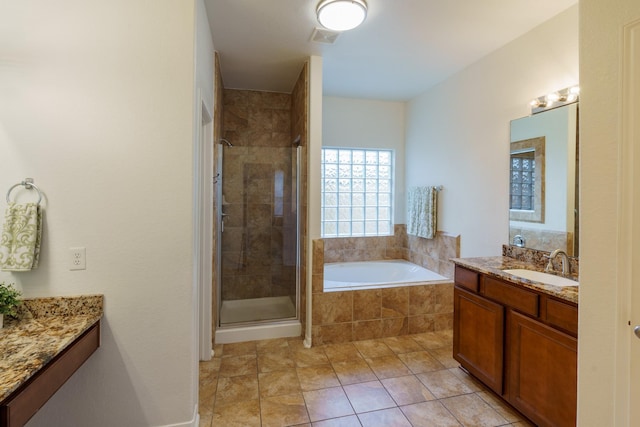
[530,85,580,114]
[317,0,368,31]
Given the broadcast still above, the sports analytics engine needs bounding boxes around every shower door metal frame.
[216,144,301,328]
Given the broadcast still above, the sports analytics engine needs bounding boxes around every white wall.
[0,1,210,425]
[196,0,215,112]
[579,0,640,425]
[405,5,578,257]
[322,97,406,223]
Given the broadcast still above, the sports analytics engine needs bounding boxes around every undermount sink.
[503,269,579,287]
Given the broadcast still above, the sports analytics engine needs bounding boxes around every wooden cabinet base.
[1,322,100,427]
[454,266,578,427]
[453,287,504,394]
[509,311,577,427]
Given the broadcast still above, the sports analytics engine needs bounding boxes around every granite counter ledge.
[451,256,578,304]
[0,295,103,403]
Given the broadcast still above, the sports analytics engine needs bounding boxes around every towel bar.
[6,178,43,205]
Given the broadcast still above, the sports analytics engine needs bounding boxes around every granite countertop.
[0,295,103,403]
[451,256,578,304]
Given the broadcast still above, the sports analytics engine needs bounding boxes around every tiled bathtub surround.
[312,230,457,346]
[311,282,454,346]
[323,224,460,279]
[503,244,579,276]
[406,229,460,280]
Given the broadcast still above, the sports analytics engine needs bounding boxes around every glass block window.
[510,151,535,210]
[321,148,394,237]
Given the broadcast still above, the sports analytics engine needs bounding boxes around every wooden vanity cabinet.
[453,287,504,394]
[453,266,577,427]
[509,310,577,427]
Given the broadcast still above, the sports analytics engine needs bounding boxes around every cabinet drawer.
[544,298,578,336]
[482,276,538,317]
[455,266,479,292]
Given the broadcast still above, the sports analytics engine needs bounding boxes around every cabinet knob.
[634,325,640,339]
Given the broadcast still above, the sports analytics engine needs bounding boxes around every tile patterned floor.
[199,331,535,427]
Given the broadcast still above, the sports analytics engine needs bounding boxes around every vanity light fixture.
[566,86,580,102]
[529,98,547,108]
[316,0,368,31]
[530,85,580,114]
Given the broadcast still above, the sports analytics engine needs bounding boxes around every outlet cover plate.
[69,247,86,270]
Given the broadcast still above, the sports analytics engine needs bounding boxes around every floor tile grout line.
[205,332,503,426]
[292,355,314,426]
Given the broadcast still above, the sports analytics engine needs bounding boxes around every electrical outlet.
[69,247,86,270]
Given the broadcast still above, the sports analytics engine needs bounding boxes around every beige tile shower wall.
[221,89,297,301]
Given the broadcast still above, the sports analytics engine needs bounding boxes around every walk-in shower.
[215,89,303,342]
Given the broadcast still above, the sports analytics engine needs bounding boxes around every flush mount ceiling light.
[316,0,368,32]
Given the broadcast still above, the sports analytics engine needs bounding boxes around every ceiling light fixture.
[316,0,368,32]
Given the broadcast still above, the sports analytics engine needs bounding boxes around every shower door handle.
[220,212,229,233]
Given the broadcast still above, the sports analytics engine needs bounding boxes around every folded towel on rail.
[407,186,437,239]
[0,202,43,271]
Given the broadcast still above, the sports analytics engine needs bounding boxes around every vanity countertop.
[0,295,103,403]
[451,256,578,304]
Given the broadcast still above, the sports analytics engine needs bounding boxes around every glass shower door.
[218,144,299,326]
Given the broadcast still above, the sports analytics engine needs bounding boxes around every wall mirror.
[509,103,578,256]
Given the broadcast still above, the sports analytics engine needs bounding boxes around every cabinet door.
[508,310,577,427]
[453,287,504,394]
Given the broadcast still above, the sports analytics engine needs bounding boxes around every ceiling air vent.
[310,27,340,44]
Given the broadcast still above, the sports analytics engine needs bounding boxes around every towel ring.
[6,178,43,205]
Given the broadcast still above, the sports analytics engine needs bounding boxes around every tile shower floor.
[199,331,535,427]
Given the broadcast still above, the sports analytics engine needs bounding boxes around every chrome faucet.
[545,249,570,277]
[513,234,526,247]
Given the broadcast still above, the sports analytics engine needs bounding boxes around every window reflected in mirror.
[510,150,535,210]
[509,137,545,223]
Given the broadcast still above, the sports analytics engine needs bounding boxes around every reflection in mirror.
[509,103,578,256]
[510,137,545,223]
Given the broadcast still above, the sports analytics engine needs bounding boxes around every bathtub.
[324,260,449,291]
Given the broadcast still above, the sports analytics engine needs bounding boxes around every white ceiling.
[205,0,578,101]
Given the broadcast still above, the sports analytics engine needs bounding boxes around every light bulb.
[545,92,560,103]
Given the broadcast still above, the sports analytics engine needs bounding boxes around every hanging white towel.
[0,202,43,271]
[407,186,437,239]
